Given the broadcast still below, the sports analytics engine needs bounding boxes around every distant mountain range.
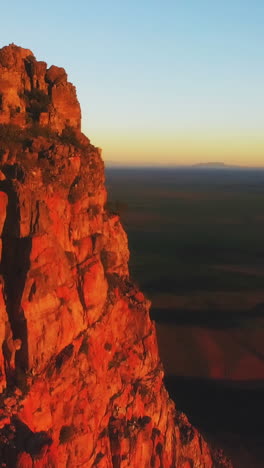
[192,162,233,168]
[106,161,231,168]
[105,161,264,170]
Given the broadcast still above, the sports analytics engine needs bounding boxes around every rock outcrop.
[0,44,80,132]
[0,44,231,467]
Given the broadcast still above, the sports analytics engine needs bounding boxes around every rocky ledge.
[0,44,232,467]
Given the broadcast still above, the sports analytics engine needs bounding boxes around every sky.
[1,0,264,166]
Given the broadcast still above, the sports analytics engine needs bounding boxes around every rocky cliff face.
[0,44,230,468]
[0,44,80,133]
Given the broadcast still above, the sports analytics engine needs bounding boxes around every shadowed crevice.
[0,180,31,387]
[0,417,52,466]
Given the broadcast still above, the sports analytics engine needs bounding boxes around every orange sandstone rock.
[0,44,232,468]
[0,44,80,132]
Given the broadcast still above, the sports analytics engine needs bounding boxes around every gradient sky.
[1,0,264,166]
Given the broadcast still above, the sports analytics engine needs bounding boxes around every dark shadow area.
[0,180,31,387]
[0,417,52,465]
[165,376,264,468]
[14,418,52,455]
[166,376,264,434]
[151,306,264,328]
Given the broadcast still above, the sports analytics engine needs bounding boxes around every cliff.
[0,44,80,133]
[0,44,230,468]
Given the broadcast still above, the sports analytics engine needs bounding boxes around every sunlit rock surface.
[0,44,80,132]
[0,44,231,467]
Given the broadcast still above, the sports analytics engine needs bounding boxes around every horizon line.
[105,162,264,170]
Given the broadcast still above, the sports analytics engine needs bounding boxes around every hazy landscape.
[106,166,264,468]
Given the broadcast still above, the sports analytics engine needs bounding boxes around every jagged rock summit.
[0,45,231,467]
[0,43,80,132]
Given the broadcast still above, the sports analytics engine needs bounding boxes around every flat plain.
[106,166,264,468]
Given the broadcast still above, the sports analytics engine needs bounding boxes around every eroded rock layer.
[0,44,80,133]
[0,44,230,468]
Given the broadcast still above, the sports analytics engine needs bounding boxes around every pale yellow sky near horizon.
[4,2,264,169]
[86,128,264,167]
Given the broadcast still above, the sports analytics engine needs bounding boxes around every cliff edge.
[0,44,230,468]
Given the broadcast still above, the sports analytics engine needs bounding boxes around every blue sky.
[1,0,264,165]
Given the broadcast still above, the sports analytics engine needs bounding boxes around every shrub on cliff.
[23,88,50,122]
[27,124,56,139]
[0,124,26,158]
[60,126,83,148]
[0,123,56,144]
[0,123,23,144]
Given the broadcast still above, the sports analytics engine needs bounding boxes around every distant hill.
[106,161,264,170]
[192,162,230,168]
